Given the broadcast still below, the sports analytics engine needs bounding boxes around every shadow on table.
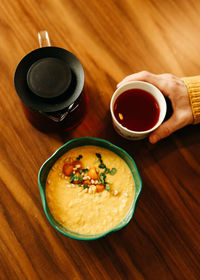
[97,111,200,170]
[38,105,200,173]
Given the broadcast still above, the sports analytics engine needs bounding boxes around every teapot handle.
[38,30,51,48]
[41,103,79,122]
[41,110,69,122]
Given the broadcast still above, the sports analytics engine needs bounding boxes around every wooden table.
[0,0,199,279]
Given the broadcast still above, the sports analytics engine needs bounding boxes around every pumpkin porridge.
[45,145,135,235]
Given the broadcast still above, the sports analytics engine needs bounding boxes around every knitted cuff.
[181,76,200,124]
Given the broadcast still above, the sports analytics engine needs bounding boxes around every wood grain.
[0,0,200,279]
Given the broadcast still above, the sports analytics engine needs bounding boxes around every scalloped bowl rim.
[38,137,142,240]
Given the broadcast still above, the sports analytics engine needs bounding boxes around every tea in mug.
[113,89,160,131]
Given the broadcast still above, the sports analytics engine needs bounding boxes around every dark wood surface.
[0,0,200,279]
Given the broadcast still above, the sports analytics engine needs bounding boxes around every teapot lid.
[14,46,84,112]
[27,57,72,99]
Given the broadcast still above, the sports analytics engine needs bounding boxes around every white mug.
[110,81,167,140]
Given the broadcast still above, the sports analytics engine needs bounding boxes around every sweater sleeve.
[181,76,200,124]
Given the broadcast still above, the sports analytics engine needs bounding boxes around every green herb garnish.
[70,173,83,183]
[76,155,83,160]
[79,168,88,174]
[96,153,101,159]
[105,168,110,174]
[96,154,117,175]
[95,153,117,192]
[99,172,106,184]
[83,184,89,189]
[110,168,117,175]
[78,175,83,182]
[70,173,75,183]
[73,174,79,182]
[98,163,106,169]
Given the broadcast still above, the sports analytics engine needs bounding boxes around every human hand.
[117,71,194,144]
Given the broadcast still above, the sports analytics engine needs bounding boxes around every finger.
[149,115,183,144]
[117,71,159,87]
[117,71,170,97]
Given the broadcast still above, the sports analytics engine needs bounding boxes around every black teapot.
[14,31,87,132]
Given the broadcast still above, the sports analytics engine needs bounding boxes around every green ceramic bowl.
[38,137,142,240]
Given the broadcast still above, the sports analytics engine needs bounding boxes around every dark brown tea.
[114,89,160,131]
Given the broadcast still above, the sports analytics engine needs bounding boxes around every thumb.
[149,116,181,144]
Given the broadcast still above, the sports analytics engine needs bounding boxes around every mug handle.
[38,30,51,47]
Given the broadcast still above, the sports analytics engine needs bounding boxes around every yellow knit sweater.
[181,76,200,124]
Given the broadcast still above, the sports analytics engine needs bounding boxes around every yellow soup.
[45,145,135,235]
